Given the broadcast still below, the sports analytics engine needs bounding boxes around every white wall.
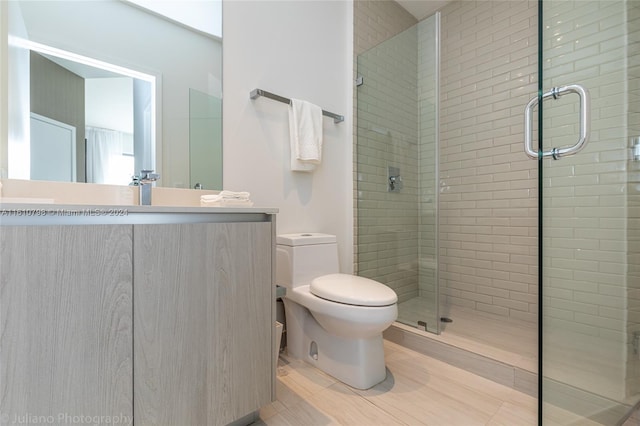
[5,2,29,179]
[223,0,354,273]
[85,78,133,134]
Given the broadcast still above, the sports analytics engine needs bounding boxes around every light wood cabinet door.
[134,222,272,425]
[0,225,133,424]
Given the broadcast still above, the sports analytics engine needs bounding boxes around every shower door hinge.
[356,76,364,87]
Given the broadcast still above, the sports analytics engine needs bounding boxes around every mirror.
[2,0,223,189]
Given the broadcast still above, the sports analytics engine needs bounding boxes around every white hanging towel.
[289,98,323,172]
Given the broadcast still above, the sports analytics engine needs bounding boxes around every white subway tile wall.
[356,25,421,303]
[354,0,417,55]
[541,0,638,403]
[353,1,417,278]
[627,0,640,399]
[354,1,419,303]
[439,0,539,324]
[355,10,439,322]
[354,0,539,325]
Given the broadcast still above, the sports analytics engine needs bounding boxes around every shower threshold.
[388,304,538,396]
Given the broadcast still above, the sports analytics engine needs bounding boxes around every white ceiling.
[124,0,222,39]
[395,0,451,21]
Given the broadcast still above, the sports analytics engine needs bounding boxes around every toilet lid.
[310,273,398,307]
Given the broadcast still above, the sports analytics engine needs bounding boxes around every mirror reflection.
[27,49,154,186]
[4,0,223,189]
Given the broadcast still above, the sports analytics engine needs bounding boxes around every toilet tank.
[276,233,339,288]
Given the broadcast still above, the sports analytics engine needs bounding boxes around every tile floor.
[256,338,623,425]
[256,339,539,425]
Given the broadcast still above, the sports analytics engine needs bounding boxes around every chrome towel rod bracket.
[250,88,344,124]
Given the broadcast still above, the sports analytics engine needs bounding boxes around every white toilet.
[276,233,398,389]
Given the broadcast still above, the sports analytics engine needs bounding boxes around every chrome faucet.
[137,169,159,206]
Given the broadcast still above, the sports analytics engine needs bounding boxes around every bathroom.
[1,0,639,424]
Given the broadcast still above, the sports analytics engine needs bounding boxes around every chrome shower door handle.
[524,84,591,160]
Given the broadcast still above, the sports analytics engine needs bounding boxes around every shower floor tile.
[397,297,538,372]
[397,295,437,328]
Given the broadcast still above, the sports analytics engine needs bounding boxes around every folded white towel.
[289,99,323,172]
[201,194,222,202]
[219,190,250,200]
[201,191,251,202]
[200,191,252,207]
[220,199,254,207]
[201,199,254,208]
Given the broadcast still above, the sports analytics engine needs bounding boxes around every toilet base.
[283,298,387,390]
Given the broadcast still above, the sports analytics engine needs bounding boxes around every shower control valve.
[388,166,403,193]
[389,175,402,190]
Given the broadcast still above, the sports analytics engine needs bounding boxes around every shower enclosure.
[357,1,539,356]
[356,0,640,423]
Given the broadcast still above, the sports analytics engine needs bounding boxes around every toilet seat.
[310,273,397,307]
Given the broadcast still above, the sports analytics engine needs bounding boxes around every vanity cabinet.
[0,208,276,426]
[134,222,273,425]
[0,225,134,423]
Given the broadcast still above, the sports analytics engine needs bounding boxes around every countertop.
[0,203,278,214]
[0,203,278,225]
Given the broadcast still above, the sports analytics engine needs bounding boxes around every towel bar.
[250,88,344,124]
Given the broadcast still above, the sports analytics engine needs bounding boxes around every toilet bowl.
[276,233,398,389]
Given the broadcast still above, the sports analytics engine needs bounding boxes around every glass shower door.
[356,15,439,334]
[539,0,640,423]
